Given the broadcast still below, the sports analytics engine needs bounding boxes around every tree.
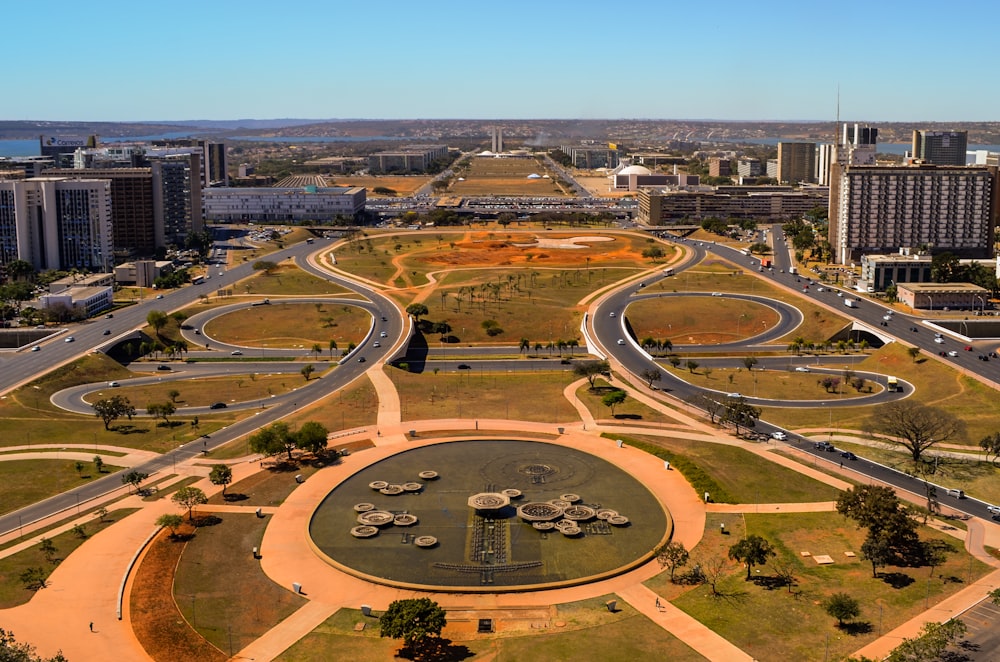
[172,486,208,521]
[156,513,185,538]
[296,421,330,455]
[328,339,338,359]
[907,346,921,362]
[690,393,724,424]
[748,242,772,255]
[93,455,104,474]
[869,401,965,462]
[405,303,429,321]
[38,537,57,564]
[885,619,966,662]
[121,470,149,493]
[94,507,108,523]
[147,401,176,425]
[252,260,278,274]
[249,421,298,461]
[978,432,1000,464]
[930,251,960,283]
[837,485,920,577]
[723,396,761,435]
[74,461,84,477]
[742,356,758,372]
[573,360,610,388]
[920,539,953,576]
[655,541,689,582]
[301,364,315,381]
[209,464,233,496]
[641,368,662,389]
[146,309,169,337]
[167,389,180,403]
[728,534,776,580]
[685,359,699,373]
[824,592,861,627]
[601,389,627,416]
[379,597,447,649]
[92,395,136,430]
[18,568,49,592]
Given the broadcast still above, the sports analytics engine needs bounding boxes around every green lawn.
[204,464,324,507]
[671,512,992,662]
[576,380,678,424]
[203,301,370,349]
[662,365,880,401]
[240,262,355,296]
[0,460,124,516]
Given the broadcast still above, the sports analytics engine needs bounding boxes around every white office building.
[202,186,366,222]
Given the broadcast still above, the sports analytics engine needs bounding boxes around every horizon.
[5,0,1000,122]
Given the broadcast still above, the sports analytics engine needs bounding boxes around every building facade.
[0,177,112,271]
[912,130,968,166]
[777,142,816,184]
[829,164,999,264]
[638,186,828,225]
[896,282,988,310]
[859,253,933,292]
[367,145,448,173]
[202,186,366,222]
[561,146,620,169]
[737,158,763,178]
[709,158,732,177]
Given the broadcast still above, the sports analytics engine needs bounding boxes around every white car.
[230,350,243,355]
[108,381,120,388]
[947,350,958,357]
[711,292,723,297]
[609,312,616,317]
[380,331,388,338]
[934,337,944,344]
[794,366,810,372]
[30,345,40,352]
[617,339,625,345]
[64,336,75,343]
[726,392,742,399]
[372,341,381,348]
[771,431,787,441]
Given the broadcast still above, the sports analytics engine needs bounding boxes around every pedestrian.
[655,598,661,608]
[89,622,94,632]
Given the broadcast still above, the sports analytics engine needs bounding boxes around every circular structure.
[418,471,439,480]
[414,536,438,548]
[393,513,419,526]
[560,493,581,503]
[609,515,630,526]
[369,480,388,490]
[402,482,423,492]
[501,488,523,499]
[549,499,572,509]
[468,492,511,511]
[353,503,375,513]
[596,509,618,520]
[517,502,565,522]
[351,526,379,538]
[356,510,394,527]
[309,440,670,591]
[379,484,404,496]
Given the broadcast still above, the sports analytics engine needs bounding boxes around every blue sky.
[6,0,997,122]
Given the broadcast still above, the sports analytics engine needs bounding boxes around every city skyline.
[6,0,1000,123]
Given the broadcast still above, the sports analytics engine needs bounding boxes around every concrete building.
[638,185,828,226]
[859,253,933,292]
[609,165,693,191]
[39,286,112,317]
[828,163,999,264]
[766,159,778,179]
[48,272,114,293]
[737,158,763,178]
[896,282,988,311]
[39,135,97,168]
[491,127,504,153]
[912,130,968,166]
[151,139,228,187]
[561,146,620,169]
[114,260,173,287]
[368,145,448,173]
[0,177,112,271]
[777,142,816,184]
[202,186,366,222]
[709,158,732,177]
[816,144,834,185]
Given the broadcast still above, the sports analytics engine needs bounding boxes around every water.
[0,140,40,158]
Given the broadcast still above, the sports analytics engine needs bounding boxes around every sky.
[5,0,999,122]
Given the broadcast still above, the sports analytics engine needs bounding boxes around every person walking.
[89,622,94,632]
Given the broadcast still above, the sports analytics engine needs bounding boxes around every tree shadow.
[115,425,149,435]
[880,572,914,588]
[192,515,222,528]
[613,414,642,420]
[223,493,248,502]
[396,637,474,661]
[839,621,873,636]
[751,575,794,591]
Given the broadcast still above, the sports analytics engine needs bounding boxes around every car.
[609,311,616,317]
[380,331,388,337]
[965,346,973,351]
[771,431,787,441]
[883,315,892,321]
[64,336,74,343]
[381,316,387,322]
[841,451,858,461]
[230,350,243,355]
[837,292,843,297]
[987,505,1000,519]
[638,282,646,288]
[209,402,227,409]
[947,350,959,357]
[817,287,824,292]
[372,341,381,348]
[157,365,172,371]
[726,392,742,398]
[711,292,723,297]
[457,364,471,370]
[103,329,111,335]
[218,271,223,276]
[934,337,944,343]
[105,313,113,319]
[30,345,40,352]
[194,329,201,335]
[108,381,120,388]
[358,356,366,363]
[155,294,163,299]
[794,366,810,372]
[910,327,918,332]
[814,441,833,451]
[617,339,626,345]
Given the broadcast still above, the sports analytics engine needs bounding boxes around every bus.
[191,275,205,285]
[887,376,899,392]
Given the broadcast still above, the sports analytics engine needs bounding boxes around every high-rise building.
[150,139,228,186]
[737,158,763,178]
[491,127,504,153]
[911,130,968,166]
[0,177,112,271]
[776,142,816,184]
[708,158,732,177]
[39,135,98,167]
[828,164,999,264]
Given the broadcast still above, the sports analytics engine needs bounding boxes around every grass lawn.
[328,175,431,197]
[662,365,880,401]
[626,296,781,345]
[239,262,354,296]
[576,380,678,424]
[672,511,992,662]
[392,368,579,423]
[0,460,124,516]
[0,508,136,608]
[608,433,841,504]
[762,343,1000,445]
[662,257,851,344]
[204,463,324,507]
[173,513,306,654]
[276,597,705,662]
[203,301,370,349]
[84,373,309,409]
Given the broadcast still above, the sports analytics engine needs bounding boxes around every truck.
[844,299,858,308]
[761,258,773,268]
[887,376,899,392]
[788,266,797,275]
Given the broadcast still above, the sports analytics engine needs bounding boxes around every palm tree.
[519,338,530,355]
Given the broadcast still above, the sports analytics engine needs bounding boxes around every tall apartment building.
[776,142,816,184]
[912,130,968,166]
[638,186,828,225]
[828,164,999,264]
[737,158,763,178]
[0,177,112,271]
[708,158,732,177]
[491,127,504,153]
[151,139,228,186]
